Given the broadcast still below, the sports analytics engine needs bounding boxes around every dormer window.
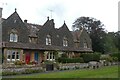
[29,37,38,43]
[84,42,88,48]
[10,33,18,42]
[63,37,68,47]
[46,35,51,45]
[83,39,88,48]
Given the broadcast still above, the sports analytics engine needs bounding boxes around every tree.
[114,31,120,51]
[72,16,106,53]
[72,17,104,33]
[103,32,118,54]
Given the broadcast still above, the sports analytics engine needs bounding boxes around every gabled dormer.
[43,17,55,29]
[38,17,58,46]
[72,28,92,49]
[58,21,74,47]
[2,9,29,43]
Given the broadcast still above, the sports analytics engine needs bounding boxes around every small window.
[10,33,18,42]
[47,52,55,61]
[46,35,51,45]
[84,42,88,48]
[63,37,68,47]
[7,50,20,62]
[29,37,38,43]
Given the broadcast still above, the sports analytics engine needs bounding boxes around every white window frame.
[10,33,18,42]
[46,52,55,61]
[84,42,88,48]
[46,35,51,45]
[63,37,68,47]
[7,50,20,62]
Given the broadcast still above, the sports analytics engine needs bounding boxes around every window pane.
[16,52,19,59]
[53,53,55,59]
[50,53,52,59]
[46,38,49,45]
[10,33,14,42]
[47,53,49,59]
[12,52,15,59]
[14,34,18,42]
[48,38,51,45]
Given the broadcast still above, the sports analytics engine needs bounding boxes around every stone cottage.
[1,8,92,66]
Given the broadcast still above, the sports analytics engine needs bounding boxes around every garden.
[2,52,119,77]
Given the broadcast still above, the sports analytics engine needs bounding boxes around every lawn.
[15,65,118,78]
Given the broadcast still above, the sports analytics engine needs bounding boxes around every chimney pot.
[24,19,27,23]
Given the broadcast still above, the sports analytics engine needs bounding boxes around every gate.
[46,64,54,71]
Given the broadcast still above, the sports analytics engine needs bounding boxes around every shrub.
[110,53,120,61]
[14,60,22,65]
[81,52,101,63]
[2,71,18,76]
[112,57,118,62]
[75,66,79,69]
[22,69,43,74]
[2,68,44,76]
[100,55,113,62]
[58,57,84,63]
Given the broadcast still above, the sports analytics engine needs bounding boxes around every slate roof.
[25,23,42,37]
[2,42,92,52]
[2,10,93,52]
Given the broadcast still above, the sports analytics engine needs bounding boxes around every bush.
[2,71,18,76]
[110,53,120,61]
[75,66,79,69]
[21,69,43,74]
[112,57,118,62]
[100,55,113,62]
[58,57,84,63]
[2,69,44,76]
[81,52,101,63]
[14,60,22,65]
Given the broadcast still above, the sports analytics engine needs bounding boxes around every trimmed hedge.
[81,53,101,63]
[58,57,84,63]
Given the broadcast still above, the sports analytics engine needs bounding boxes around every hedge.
[110,52,120,61]
[58,57,84,63]
[81,52,101,63]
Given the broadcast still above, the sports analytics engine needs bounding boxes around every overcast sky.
[0,0,119,32]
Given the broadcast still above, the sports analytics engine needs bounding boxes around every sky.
[0,0,119,32]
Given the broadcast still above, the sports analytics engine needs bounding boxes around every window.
[83,39,88,48]
[12,52,15,61]
[16,52,19,60]
[7,50,20,62]
[46,35,51,45]
[47,52,55,61]
[29,37,38,43]
[63,37,68,47]
[10,33,18,42]
[84,42,88,48]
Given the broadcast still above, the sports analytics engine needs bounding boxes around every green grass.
[16,65,118,78]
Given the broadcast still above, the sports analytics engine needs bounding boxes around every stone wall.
[59,63,89,70]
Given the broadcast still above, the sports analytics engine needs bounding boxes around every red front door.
[25,53,30,64]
